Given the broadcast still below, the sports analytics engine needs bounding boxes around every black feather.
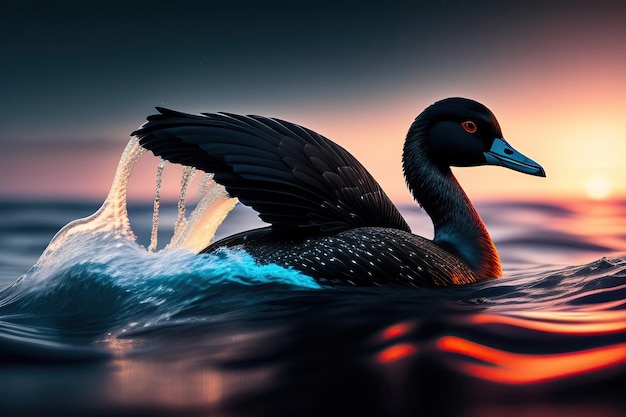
[133,107,411,233]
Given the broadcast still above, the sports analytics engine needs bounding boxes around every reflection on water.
[440,335,626,384]
[440,309,626,384]
[0,196,625,416]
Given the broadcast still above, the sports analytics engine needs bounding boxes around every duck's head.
[408,97,545,177]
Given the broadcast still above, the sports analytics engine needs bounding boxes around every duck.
[132,97,545,287]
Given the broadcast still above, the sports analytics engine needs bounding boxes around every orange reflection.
[378,343,416,363]
[381,323,410,340]
[470,310,626,335]
[438,336,626,384]
[376,322,416,362]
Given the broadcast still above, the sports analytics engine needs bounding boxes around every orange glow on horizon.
[290,75,626,203]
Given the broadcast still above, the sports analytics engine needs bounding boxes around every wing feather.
[132,107,410,233]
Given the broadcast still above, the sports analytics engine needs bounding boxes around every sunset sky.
[2,1,625,203]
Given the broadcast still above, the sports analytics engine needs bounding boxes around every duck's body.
[202,227,476,286]
[133,98,545,287]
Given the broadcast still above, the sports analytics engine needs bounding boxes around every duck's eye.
[461,121,477,134]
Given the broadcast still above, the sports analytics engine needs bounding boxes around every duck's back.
[204,227,477,287]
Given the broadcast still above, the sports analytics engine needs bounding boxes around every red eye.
[462,121,477,133]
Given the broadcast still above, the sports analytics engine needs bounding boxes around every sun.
[585,174,612,200]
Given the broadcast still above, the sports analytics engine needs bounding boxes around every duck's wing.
[132,107,410,233]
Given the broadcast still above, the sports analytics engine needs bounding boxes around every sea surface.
[1,195,625,417]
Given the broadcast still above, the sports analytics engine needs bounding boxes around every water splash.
[167,174,238,252]
[147,158,167,252]
[173,166,196,238]
[32,138,238,268]
[196,172,213,200]
[4,137,319,319]
[33,139,146,269]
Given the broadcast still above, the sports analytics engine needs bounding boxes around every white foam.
[34,138,239,269]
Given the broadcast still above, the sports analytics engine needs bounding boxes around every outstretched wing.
[132,107,410,233]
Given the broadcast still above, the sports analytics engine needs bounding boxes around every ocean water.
[1,142,625,416]
[1,197,625,417]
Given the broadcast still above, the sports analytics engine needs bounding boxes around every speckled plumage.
[202,227,475,287]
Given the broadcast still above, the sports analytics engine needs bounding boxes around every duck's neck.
[402,124,502,279]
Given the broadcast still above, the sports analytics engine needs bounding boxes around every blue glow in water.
[1,230,319,335]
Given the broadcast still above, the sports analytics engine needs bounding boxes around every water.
[1,144,626,416]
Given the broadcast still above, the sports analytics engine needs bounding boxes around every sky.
[2,0,626,203]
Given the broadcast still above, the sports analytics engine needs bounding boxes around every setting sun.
[586,174,613,200]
